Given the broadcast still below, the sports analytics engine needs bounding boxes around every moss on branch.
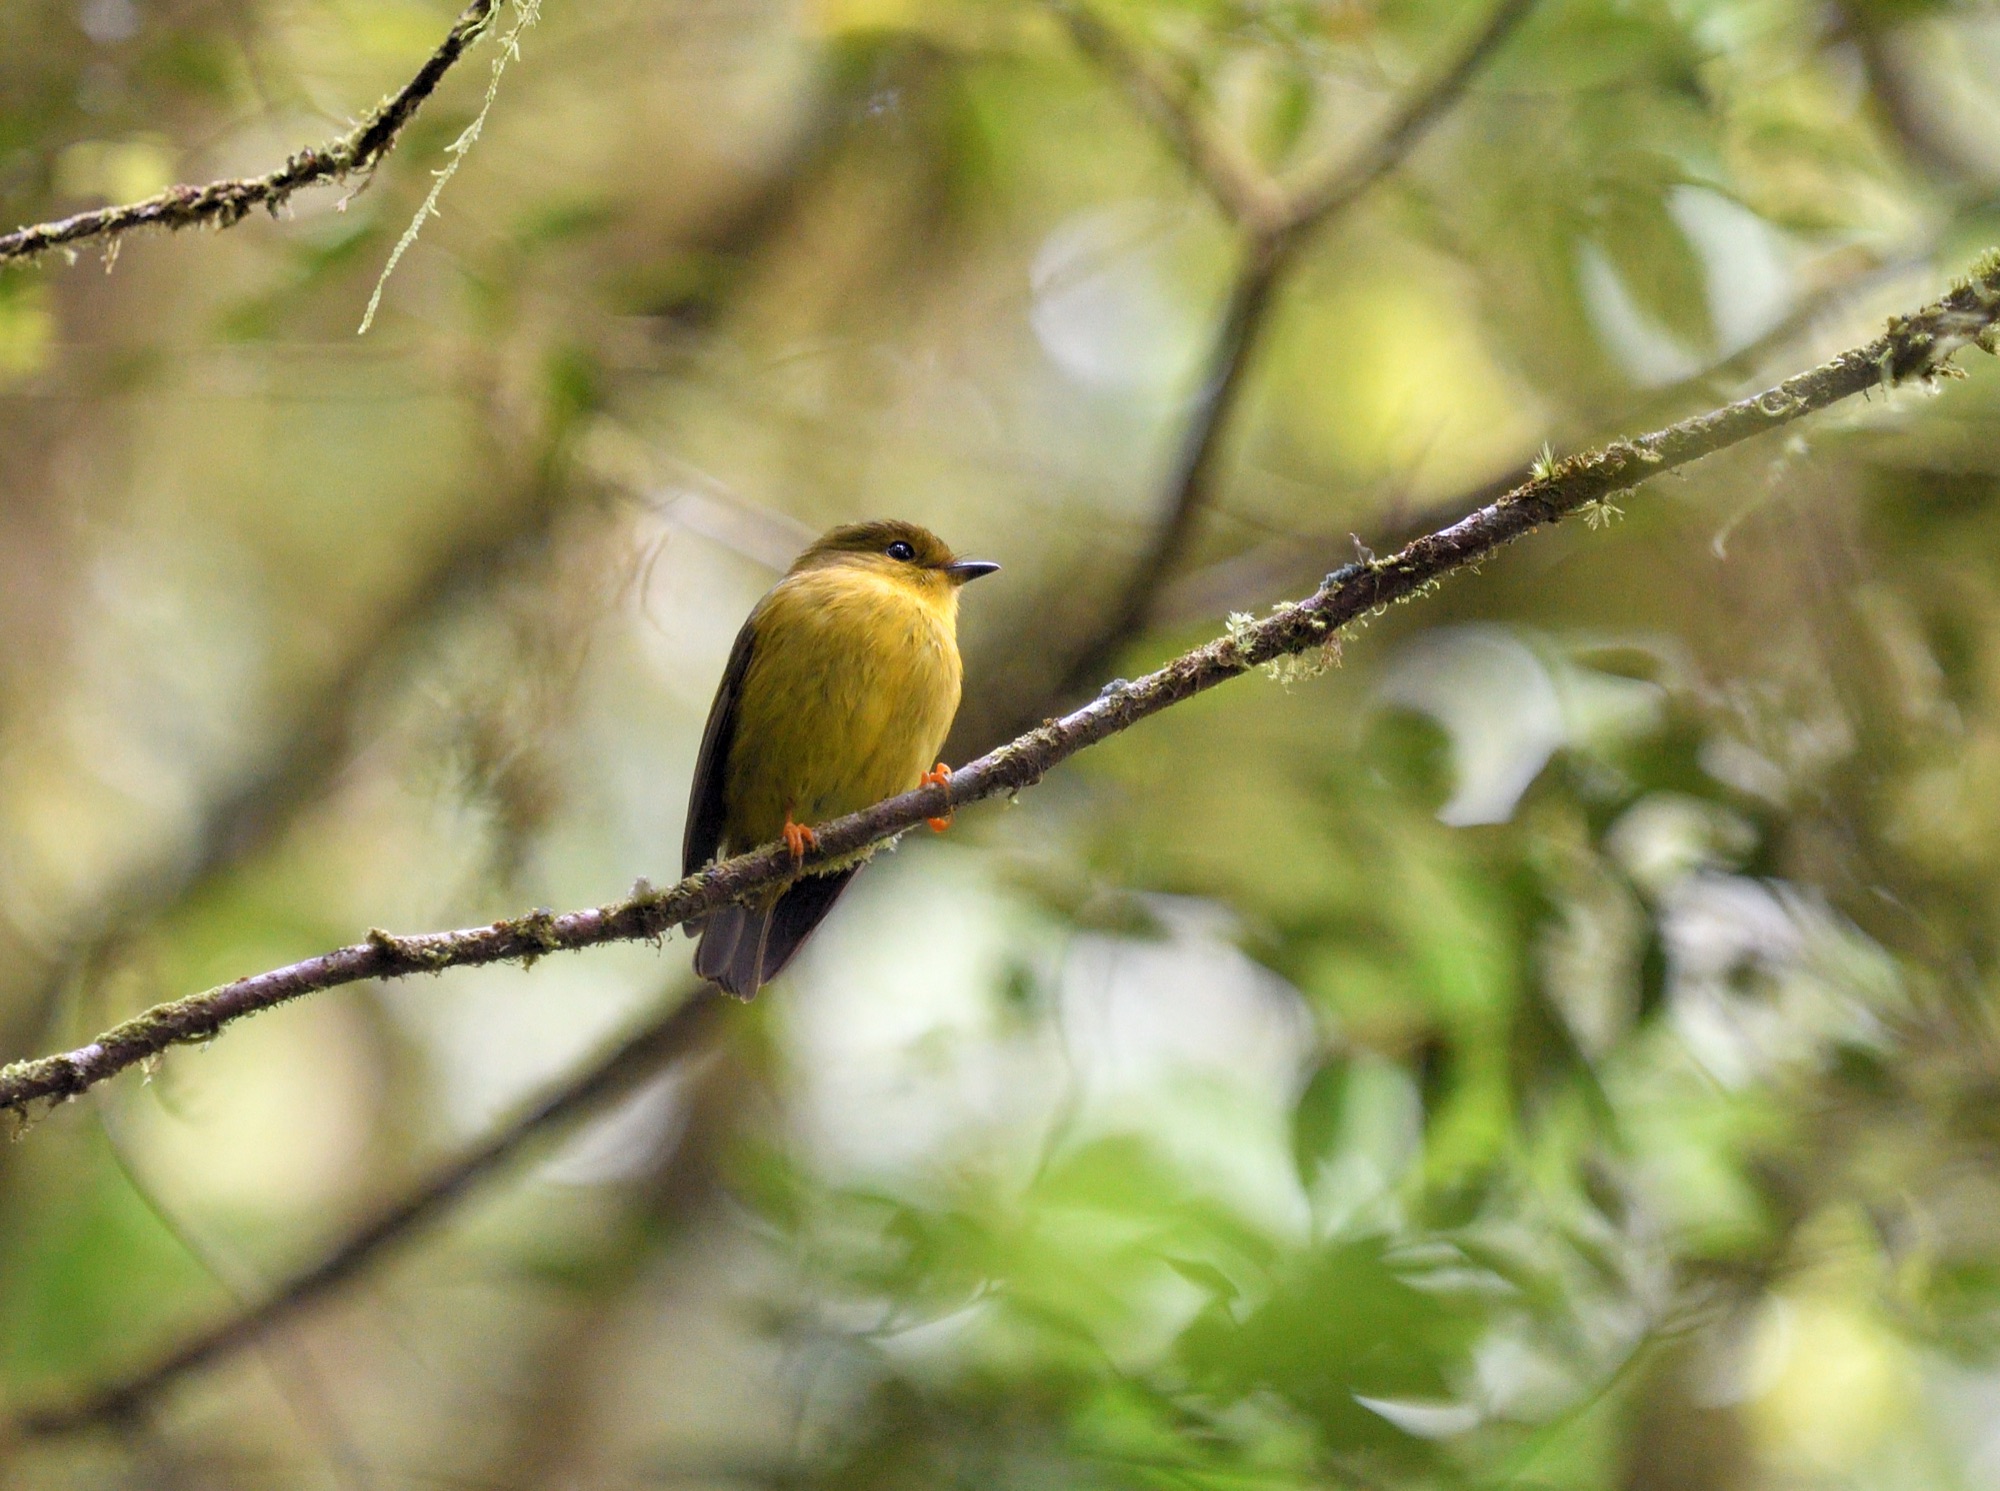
[2,250,1996,1124]
[0,0,507,267]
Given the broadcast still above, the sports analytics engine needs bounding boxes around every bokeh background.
[7,0,2000,1485]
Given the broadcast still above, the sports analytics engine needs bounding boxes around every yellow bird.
[682,520,999,998]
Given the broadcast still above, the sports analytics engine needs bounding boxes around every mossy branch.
[3,254,1997,1122]
[0,0,506,268]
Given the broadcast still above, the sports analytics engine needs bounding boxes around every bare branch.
[17,988,721,1437]
[1,255,1994,1121]
[0,0,506,269]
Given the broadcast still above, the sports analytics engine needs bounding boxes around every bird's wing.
[683,612,759,877]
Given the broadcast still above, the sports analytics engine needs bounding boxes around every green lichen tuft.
[515,907,561,968]
[3,1097,52,1139]
[1580,497,1625,530]
[1264,634,1342,687]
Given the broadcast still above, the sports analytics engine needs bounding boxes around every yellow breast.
[722,565,962,856]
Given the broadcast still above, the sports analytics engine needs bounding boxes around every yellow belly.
[722,566,962,856]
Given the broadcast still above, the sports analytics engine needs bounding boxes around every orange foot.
[922,762,954,833]
[782,814,818,861]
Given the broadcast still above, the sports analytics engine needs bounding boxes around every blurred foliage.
[6,0,2000,1487]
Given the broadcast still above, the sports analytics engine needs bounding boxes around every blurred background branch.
[15,983,720,1439]
[1050,0,1538,701]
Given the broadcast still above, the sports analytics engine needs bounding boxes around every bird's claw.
[783,816,817,861]
[922,762,953,832]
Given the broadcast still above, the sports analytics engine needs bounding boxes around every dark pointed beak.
[942,559,1000,585]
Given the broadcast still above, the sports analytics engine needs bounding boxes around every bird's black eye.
[885,540,916,562]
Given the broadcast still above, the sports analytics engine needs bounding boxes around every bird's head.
[792,520,1000,604]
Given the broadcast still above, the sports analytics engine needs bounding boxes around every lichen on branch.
[357,0,541,333]
[0,0,508,268]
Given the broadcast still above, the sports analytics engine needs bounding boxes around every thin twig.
[3,255,1996,1121]
[1050,0,1285,232]
[1048,0,1538,702]
[1273,0,1539,236]
[17,988,721,1437]
[0,0,506,268]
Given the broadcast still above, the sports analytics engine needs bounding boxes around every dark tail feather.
[694,868,859,999]
[694,902,772,1000]
[760,868,859,985]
